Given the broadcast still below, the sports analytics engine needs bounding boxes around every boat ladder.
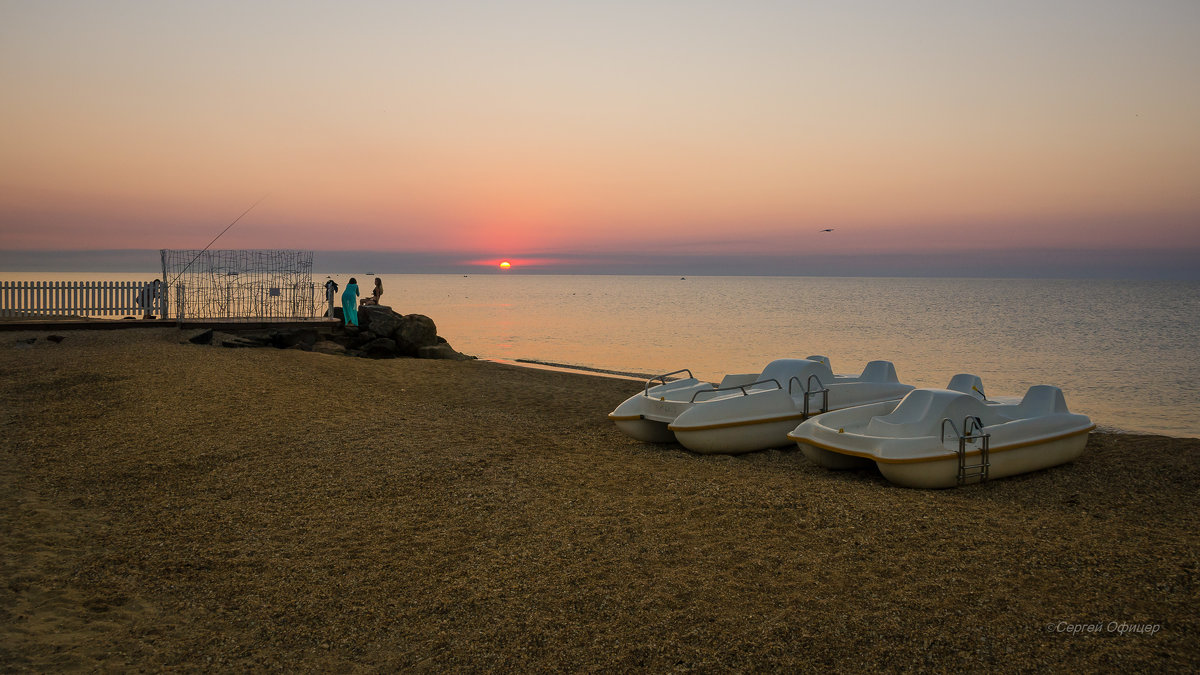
[942,416,991,486]
[789,374,830,417]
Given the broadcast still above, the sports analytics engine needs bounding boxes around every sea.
[380,274,1200,439]
[6,272,1199,438]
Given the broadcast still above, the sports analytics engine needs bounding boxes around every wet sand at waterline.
[2,329,1196,670]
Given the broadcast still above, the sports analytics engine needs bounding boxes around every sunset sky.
[2,1,1198,277]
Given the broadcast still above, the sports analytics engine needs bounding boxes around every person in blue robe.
[342,277,359,326]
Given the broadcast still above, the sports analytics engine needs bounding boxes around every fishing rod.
[168,194,269,287]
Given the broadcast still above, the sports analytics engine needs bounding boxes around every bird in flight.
[818,228,834,232]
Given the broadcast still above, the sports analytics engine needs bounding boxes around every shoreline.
[2,328,1197,670]
[3,307,1195,438]
[1,321,1193,442]
[3,322,1193,441]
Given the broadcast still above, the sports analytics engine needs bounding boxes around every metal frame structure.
[160,249,322,321]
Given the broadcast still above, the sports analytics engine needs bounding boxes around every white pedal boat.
[608,356,833,443]
[788,376,1095,488]
[609,357,915,454]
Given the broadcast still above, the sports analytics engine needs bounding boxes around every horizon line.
[1,247,1199,281]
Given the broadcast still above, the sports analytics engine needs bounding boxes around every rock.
[270,328,318,349]
[310,340,346,355]
[417,343,472,361]
[393,314,439,356]
[188,329,214,345]
[360,338,397,359]
[340,306,460,358]
[359,305,403,339]
[337,320,471,359]
[339,330,377,350]
[231,332,273,347]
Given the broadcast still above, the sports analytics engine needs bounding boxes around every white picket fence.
[0,281,163,318]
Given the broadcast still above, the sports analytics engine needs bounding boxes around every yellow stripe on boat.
[669,412,807,432]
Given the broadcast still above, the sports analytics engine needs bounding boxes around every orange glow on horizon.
[463,257,571,269]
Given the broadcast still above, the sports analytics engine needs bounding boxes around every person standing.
[341,277,360,326]
[138,279,162,319]
[323,277,339,317]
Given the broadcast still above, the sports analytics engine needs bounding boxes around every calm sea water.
[380,274,1198,439]
[5,272,1198,438]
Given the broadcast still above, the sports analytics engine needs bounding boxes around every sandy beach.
[1,328,1196,671]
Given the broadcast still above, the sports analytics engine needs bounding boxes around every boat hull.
[797,431,1090,488]
[611,358,913,454]
[671,415,806,455]
[800,444,876,470]
[608,377,719,443]
[875,432,1090,489]
[611,417,677,443]
[669,387,915,455]
[789,385,1094,488]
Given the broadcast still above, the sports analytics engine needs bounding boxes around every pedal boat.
[788,378,1094,488]
[607,356,831,443]
[662,358,915,454]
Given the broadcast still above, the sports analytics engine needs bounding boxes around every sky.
[1,0,1198,277]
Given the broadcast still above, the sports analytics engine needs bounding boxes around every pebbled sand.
[1,328,1197,671]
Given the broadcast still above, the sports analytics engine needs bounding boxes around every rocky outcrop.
[360,337,398,359]
[359,305,403,339]
[188,305,471,360]
[394,315,438,356]
[221,335,269,348]
[270,328,318,350]
[417,340,467,360]
[345,305,471,360]
[310,340,346,355]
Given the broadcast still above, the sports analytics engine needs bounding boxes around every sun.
[499,261,512,269]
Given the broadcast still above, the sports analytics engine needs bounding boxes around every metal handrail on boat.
[643,368,695,397]
[806,372,825,415]
[964,415,986,436]
[942,416,991,486]
[788,374,830,417]
[786,376,803,395]
[689,378,781,403]
[941,417,962,443]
